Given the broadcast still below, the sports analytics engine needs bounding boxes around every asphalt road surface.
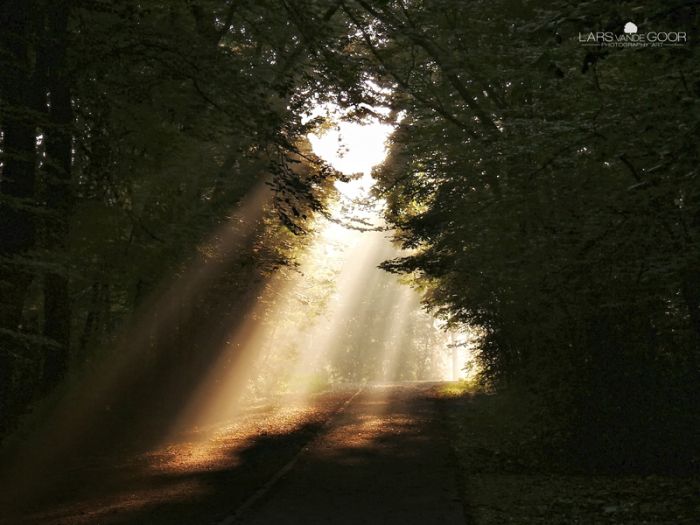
[235,383,464,525]
[3,383,465,524]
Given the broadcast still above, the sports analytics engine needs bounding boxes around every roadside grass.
[438,379,478,398]
[436,384,700,524]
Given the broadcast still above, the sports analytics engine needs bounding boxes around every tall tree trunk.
[78,282,101,359]
[0,0,40,427]
[41,1,73,391]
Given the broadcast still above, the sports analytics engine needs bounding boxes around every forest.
[1,0,699,523]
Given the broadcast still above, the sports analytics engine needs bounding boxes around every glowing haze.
[308,120,393,176]
[167,111,463,440]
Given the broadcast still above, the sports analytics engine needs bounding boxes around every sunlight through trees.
[1,4,698,518]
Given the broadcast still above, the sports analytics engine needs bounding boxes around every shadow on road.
[2,384,467,525]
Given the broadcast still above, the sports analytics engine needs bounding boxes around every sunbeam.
[161,111,455,446]
[1,182,277,500]
[3,5,693,523]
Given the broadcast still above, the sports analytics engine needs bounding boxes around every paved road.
[235,383,465,525]
[3,383,465,524]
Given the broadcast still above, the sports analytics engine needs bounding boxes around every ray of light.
[169,270,298,434]
[161,110,459,449]
[3,182,276,497]
[283,228,390,398]
[377,287,420,383]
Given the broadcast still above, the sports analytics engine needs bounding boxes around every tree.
[0,0,361,436]
[352,0,700,470]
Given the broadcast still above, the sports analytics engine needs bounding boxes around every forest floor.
[438,385,700,524]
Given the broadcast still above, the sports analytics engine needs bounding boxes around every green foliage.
[360,0,700,471]
[0,0,357,435]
